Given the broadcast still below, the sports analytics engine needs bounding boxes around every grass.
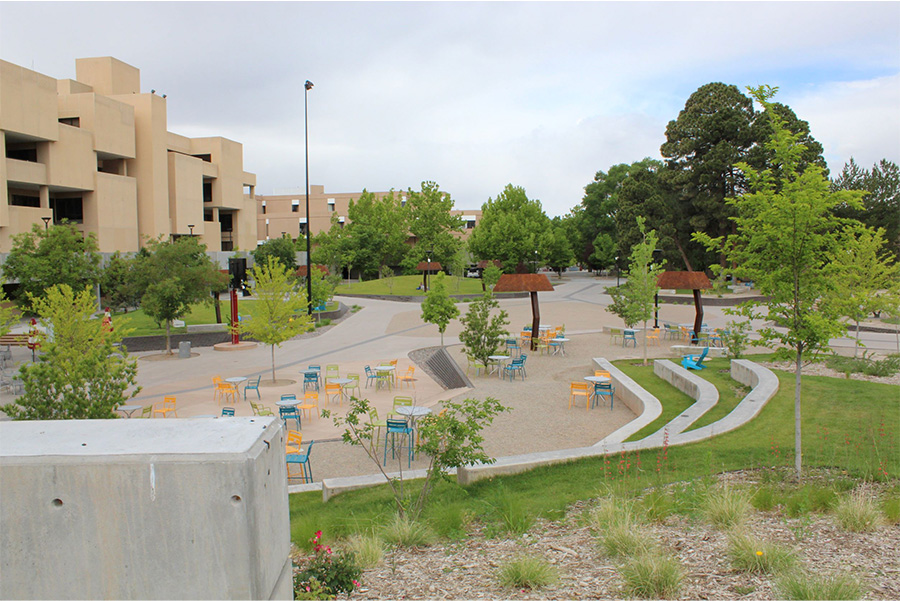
[704,487,752,530]
[380,514,436,548]
[497,555,559,589]
[343,534,383,568]
[589,498,657,559]
[335,274,486,297]
[619,552,684,598]
[288,364,899,549]
[777,572,864,600]
[619,361,695,442]
[727,531,798,574]
[834,490,884,532]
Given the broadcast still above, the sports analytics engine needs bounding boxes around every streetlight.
[615,256,620,287]
[652,248,663,328]
[188,224,194,236]
[532,250,539,273]
[41,216,51,231]
[304,79,314,315]
[424,247,434,292]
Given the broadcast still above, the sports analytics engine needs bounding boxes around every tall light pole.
[41,216,51,231]
[304,80,314,315]
[652,248,663,328]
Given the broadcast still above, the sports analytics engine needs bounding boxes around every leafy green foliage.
[402,181,464,271]
[481,264,502,290]
[239,257,314,381]
[498,556,559,589]
[133,236,228,353]
[458,292,510,368]
[1,285,140,420]
[294,530,361,597]
[0,284,17,337]
[420,272,459,345]
[540,222,575,276]
[832,158,900,260]
[468,184,550,272]
[2,223,102,309]
[100,251,140,312]
[251,237,297,272]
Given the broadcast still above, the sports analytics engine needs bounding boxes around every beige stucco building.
[256,186,481,242]
[1,57,257,253]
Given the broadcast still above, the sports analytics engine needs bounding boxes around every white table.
[374,365,395,390]
[550,337,570,356]
[225,376,247,395]
[585,376,613,409]
[488,355,510,377]
[395,405,432,429]
[328,377,353,401]
[276,398,300,407]
[116,404,143,418]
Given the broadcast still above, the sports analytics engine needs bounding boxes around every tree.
[2,222,102,308]
[251,237,298,272]
[311,214,355,282]
[482,263,502,290]
[468,184,550,272]
[540,222,575,277]
[0,285,140,420]
[307,266,337,310]
[133,236,228,354]
[345,190,408,278]
[0,283,17,337]
[694,84,865,476]
[459,292,509,370]
[402,181,464,272]
[826,226,899,356]
[590,232,617,272]
[421,272,459,346]
[101,251,140,312]
[608,217,664,365]
[379,264,396,294]
[239,257,314,382]
[832,158,900,260]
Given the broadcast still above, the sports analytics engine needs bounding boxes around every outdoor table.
[395,405,432,430]
[276,398,300,407]
[299,368,322,385]
[375,365,395,390]
[225,376,247,395]
[116,404,143,418]
[328,377,353,401]
[488,355,510,377]
[550,337,570,356]
[585,376,612,409]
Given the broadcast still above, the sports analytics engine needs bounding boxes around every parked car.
[465,268,480,278]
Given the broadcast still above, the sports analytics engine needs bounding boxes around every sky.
[2,1,898,217]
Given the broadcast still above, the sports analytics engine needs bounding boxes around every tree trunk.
[165,320,172,355]
[271,345,276,382]
[855,320,861,358]
[672,237,694,272]
[795,348,803,476]
[213,291,222,324]
[642,319,649,365]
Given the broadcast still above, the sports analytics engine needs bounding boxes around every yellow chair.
[345,373,361,398]
[285,431,303,455]
[324,381,343,405]
[154,396,177,418]
[569,382,590,410]
[398,366,416,389]
[257,405,275,417]
[608,328,623,345]
[214,377,237,404]
[298,391,319,419]
[646,328,661,346]
[393,396,413,412]
[368,408,388,452]
[595,369,611,378]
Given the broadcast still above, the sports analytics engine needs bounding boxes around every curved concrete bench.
[639,360,719,446]
[591,358,661,445]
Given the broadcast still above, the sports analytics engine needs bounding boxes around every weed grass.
[343,534,383,568]
[380,514,436,548]
[834,490,883,532]
[705,487,752,530]
[619,552,684,598]
[727,531,797,574]
[777,572,863,600]
[497,555,559,589]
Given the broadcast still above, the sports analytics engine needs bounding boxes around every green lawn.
[335,274,487,297]
[288,363,899,548]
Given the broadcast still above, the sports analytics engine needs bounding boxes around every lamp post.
[615,256,620,287]
[304,79,314,315]
[532,250,539,274]
[188,224,194,236]
[652,248,663,328]
[424,247,433,292]
[41,216,51,231]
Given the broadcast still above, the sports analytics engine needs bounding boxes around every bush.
[380,514,436,548]
[727,531,797,574]
[619,552,684,598]
[705,487,752,530]
[498,555,559,589]
[599,522,656,559]
[834,490,883,532]
[294,531,361,597]
[777,572,864,600]
[824,352,900,378]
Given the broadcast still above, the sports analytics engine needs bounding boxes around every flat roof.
[0,418,277,458]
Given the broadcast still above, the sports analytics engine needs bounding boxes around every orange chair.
[154,396,178,418]
[285,430,303,455]
[213,376,237,404]
[646,328,661,346]
[298,391,319,419]
[569,382,591,410]
[595,370,612,378]
[398,366,416,389]
[324,381,343,405]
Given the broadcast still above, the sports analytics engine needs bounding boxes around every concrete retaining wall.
[641,360,719,444]
[0,418,292,600]
[591,358,662,445]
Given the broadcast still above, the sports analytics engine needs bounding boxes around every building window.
[467,220,476,229]
[6,143,38,162]
[10,194,40,208]
[203,182,212,203]
[193,154,212,162]
[204,211,214,222]
[50,197,84,224]
[59,117,80,128]
[292,204,299,213]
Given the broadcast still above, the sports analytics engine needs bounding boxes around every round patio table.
[488,355,510,377]
[550,337,570,356]
[395,405,432,430]
[374,366,395,390]
[116,404,143,418]
[328,377,353,401]
[276,398,300,407]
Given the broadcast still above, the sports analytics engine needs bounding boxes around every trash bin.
[178,341,191,359]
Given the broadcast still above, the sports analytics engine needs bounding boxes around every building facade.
[1,57,257,254]
[256,186,481,242]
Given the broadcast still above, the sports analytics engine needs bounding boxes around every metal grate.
[411,346,472,390]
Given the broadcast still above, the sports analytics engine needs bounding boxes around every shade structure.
[476,260,502,270]
[494,274,554,350]
[657,271,711,341]
[296,264,329,277]
[416,261,442,292]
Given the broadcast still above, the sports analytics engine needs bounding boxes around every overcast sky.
[2,2,898,216]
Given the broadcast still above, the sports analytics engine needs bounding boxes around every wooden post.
[692,289,703,344]
[530,291,540,351]
[231,288,239,345]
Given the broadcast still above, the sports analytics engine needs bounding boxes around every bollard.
[178,341,191,359]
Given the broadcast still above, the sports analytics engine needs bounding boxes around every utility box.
[178,340,191,358]
[0,417,292,600]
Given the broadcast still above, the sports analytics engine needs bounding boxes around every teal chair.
[286,440,315,483]
[383,418,414,467]
[682,346,709,370]
[244,375,261,401]
[221,407,235,417]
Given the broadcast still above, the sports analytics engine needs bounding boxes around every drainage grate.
[409,346,472,390]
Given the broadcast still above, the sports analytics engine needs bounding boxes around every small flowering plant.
[294,531,362,598]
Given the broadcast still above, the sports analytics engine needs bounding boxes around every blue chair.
[279,395,302,429]
[505,338,521,358]
[623,329,637,348]
[592,382,615,410]
[286,440,315,483]
[383,418,415,467]
[243,375,261,401]
[364,366,378,388]
[221,407,235,417]
[682,346,709,370]
[308,365,322,386]
[503,356,526,381]
[303,371,319,392]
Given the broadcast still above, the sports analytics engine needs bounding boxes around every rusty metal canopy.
[657,271,711,290]
[296,264,329,277]
[493,273,554,292]
[416,261,443,271]
[476,260,503,269]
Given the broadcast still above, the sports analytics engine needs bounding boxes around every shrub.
[599,522,656,559]
[639,488,677,522]
[834,490,883,532]
[343,534,383,569]
[294,531,361,597]
[619,552,684,598]
[750,486,777,511]
[727,531,797,574]
[882,495,900,525]
[777,572,864,600]
[498,555,559,590]
[380,514,436,548]
[705,487,752,530]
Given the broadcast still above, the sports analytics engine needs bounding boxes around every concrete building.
[1,57,257,253]
[257,185,481,242]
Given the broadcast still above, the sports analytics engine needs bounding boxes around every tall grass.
[619,552,684,599]
[497,555,559,589]
[704,487,752,530]
[727,531,797,574]
[380,514,435,548]
[834,490,883,532]
[777,572,864,600]
[343,534,383,568]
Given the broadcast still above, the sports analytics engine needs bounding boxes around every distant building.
[1,57,257,253]
[256,186,481,243]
